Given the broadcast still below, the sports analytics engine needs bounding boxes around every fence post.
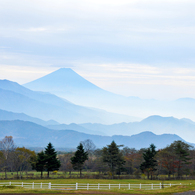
[119,184,120,189]
[151,183,153,190]
[9,182,11,186]
[76,183,78,190]
[22,182,23,187]
[170,183,171,187]
[129,183,130,190]
[32,182,34,189]
[87,183,89,190]
[109,184,110,190]
[48,182,51,189]
[98,183,100,190]
[40,182,42,189]
[160,183,161,189]
[140,183,141,189]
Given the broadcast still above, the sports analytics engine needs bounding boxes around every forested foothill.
[0,136,195,180]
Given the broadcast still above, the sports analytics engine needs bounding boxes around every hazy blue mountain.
[23,68,195,121]
[80,115,195,143]
[0,79,73,107]
[181,118,195,125]
[0,109,59,126]
[47,123,106,135]
[23,68,111,97]
[23,68,142,121]
[0,120,191,149]
[0,80,132,124]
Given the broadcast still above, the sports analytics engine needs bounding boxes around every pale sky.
[0,0,195,100]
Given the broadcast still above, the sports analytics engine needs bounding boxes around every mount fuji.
[24,68,195,121]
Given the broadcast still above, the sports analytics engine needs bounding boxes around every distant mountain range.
[47,115,195,143]
[0,109,59,126]
[1,68,195,148]
[24,68,195,121]
[1,107,195,143]
[2,104,195,143]
[47,123,105,136]
[0,120,190,149]
[0,79,133,124]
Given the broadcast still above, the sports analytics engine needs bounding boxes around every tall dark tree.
[45,143,61,178]
[140,144,157,179]
[102,141,125,178]
[34,151,46,179]
[71,143,88,177]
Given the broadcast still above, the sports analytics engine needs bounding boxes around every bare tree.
[80,139,96,173]
[59,153,74,177]
[81,139,96,156]
[0,136,16,178]
[13,147,36,179]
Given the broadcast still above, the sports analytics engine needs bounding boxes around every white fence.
[0,182,181,190]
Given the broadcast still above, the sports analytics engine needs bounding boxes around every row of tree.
[58,140,194,179]
[0,136,194,179]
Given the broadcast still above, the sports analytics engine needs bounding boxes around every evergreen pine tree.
[71,143,88,177]
[102,141,125,178]
[140,144,157,179]
[45,142,61,178]
[34,151,46,179]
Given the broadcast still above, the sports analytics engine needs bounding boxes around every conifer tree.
[140,144,157,179]
[102,141,125,178]
[45,142,61,178]
[71,143,88,177]
[34,151,46,179]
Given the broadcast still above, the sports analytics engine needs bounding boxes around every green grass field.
[0,178,194,194]
[0,171,192,180]
[0,171,100,179]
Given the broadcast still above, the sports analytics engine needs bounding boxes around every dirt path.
[174,191,195,195]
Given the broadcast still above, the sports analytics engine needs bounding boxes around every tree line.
[0,136,195,179]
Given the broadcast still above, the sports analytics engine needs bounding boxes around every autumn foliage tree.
[170,141,192,177]
[157,147,177,179]
[122,147,142,175]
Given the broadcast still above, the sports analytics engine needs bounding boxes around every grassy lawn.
[0,179,194,194]
[0,171,101,179]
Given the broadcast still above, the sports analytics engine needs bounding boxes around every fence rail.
[0,182,182,190]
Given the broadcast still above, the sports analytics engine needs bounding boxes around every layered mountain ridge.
[0,120,190,149]
[0,68,195,148]
[0,79,133,124]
